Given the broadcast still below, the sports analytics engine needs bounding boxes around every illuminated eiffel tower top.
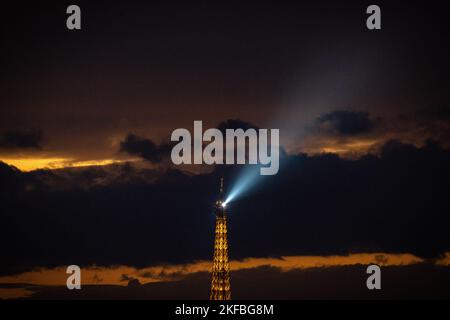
[210,178,231,300]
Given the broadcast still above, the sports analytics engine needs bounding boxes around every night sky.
[1,0,449,299]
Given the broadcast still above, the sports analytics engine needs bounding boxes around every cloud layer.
[314,111,375,136]
[1,138,449,277]
[120,134,171,163]
[0,130,42,150]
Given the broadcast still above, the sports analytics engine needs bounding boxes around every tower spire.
[210,178,231,300]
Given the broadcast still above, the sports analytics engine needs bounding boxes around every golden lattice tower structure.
[210,178,231,300]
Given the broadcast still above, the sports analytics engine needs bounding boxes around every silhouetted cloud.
[314,111,375,136]
[120,134,171,163]
[216,119,287,160]
[395,105,450,148]
[0,130,42,150]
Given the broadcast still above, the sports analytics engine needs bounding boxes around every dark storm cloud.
[120,134,171,163]
[1,138,449,275]
[0,130,42,150]
[118,119,270,165]
[314,111,375,136]
[406,105,450,146]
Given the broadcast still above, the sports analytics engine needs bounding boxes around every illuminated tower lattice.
[210,178,231,300]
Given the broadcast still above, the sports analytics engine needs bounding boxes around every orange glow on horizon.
[0,253,430,287]
[0,157,134,172]
[1,252,447,299]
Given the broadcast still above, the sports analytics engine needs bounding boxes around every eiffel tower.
[210,178,231,300]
